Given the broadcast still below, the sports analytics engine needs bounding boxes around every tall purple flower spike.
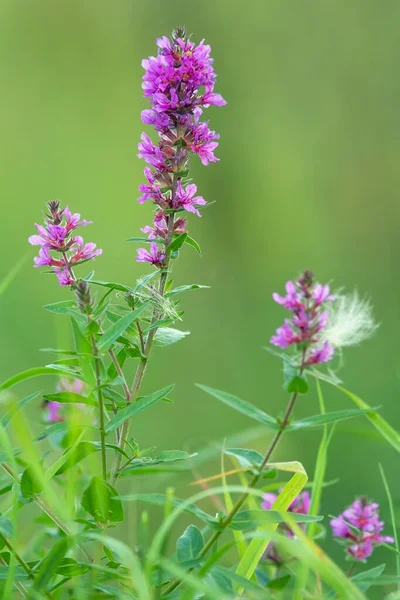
[270,270,336,366]
[330,497,394,561]
[136,27,226,266]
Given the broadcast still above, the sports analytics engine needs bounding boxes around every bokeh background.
[1,0,400,592]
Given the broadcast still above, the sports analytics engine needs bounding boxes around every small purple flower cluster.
[28,201,102,286]
[270,270,336,366]
[136,28,226,265]
[330,497,394,561]
[262,490,311,564]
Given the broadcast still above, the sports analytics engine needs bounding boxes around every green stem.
[1,463,92,563]
[91,335,107,480]
[1,534,56,600]
[163,352,306,596]
[109,209,176,485]
[0,554,28,598]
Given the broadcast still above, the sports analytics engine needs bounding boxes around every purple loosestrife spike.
[136,28,225,267]
[330,497,394,562]
[270,270,336,366]
[29,201,102,286]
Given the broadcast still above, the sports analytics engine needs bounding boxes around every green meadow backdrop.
[1,1,400,591]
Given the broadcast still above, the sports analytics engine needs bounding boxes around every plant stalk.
[163,352,306,595]
[109,210,176,485]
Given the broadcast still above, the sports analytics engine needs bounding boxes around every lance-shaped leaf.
[116,493,217,527]
[97,303,148,353]
[105,384,174,434]
[196,385,278,429]
[286,407,380,431]
[231,509,322,531]
[42,392,97,406]
[0,366,86,392]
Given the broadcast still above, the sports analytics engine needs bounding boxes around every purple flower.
[330,497,394,562]
[141,210,186,240]
[45,401,64,423]
[305,341,334,366]
[137,133,166,170]
[135,28,225,266]
[29,201,102,287]
[136,242,166,268]
[270,270,336,367]
[172,181,206,216]
[54,267,75,287]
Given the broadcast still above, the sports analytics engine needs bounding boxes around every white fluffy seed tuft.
[323,291,378,349]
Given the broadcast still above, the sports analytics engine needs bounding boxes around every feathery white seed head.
[323,291,378,349]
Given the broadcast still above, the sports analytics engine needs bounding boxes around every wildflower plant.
[1,26,399,600]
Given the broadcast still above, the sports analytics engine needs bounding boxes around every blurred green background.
[1,0,400,588]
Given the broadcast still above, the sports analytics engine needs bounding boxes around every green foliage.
[196,384,278,429]
[81,476,123,523]
[176,525,204,562]
[105,384,174,434]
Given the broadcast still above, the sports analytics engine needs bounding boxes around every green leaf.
[20,465,43,498]
[351,564,386,592]
[71,317,96,387]
[309,373,400,454]
[154,328,190,347]
[126,236,164,243]
[196,385,278,429]
[81,476,123,523]
[185,235,202,255]
[0,366,85,392]
[224,448,263,468]
[176,525,204,562]
[267,575,291,590]
[32,537,71,593]
[43,300,79,315]
[54,441,99,475]
[44,430,86,480]
[88,279,132,293]
[287,375,309,394]
[116,493,217,526]
[0,518,13,538]
[105,384,174,434]
[166,284,210,297]
[56,558,89,577]
[286,407,379,431]
[42,392,97,406]
[121,450,196,475]
[168,233,187,254]
[1,392,41,428]
[97,303,148,353]
[230,509,322,531]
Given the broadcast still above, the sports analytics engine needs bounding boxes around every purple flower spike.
[29,201,102,286]
[330,497,394,562]
[135,27,225,267]
[270,270,336,367]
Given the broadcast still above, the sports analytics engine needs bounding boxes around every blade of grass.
[379,463,399,592]
[235,464,308,591]
[294,380,335,598]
